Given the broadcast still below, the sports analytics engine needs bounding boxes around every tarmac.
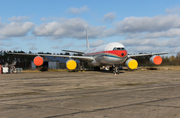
[0,69,180,118]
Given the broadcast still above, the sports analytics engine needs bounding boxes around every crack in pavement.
[44,95,180,118]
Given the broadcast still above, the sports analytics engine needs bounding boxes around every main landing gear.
[79,61,84,71]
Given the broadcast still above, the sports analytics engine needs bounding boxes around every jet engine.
[33,56,44,66]
[150,55,162,65]
[125,58,138,69]
[66,59,77,70]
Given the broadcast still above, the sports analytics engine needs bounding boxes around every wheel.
[116,69,120,74]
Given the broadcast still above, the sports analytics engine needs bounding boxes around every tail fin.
[86,30,89,49]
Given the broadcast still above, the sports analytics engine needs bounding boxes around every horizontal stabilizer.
[62,50,84,54]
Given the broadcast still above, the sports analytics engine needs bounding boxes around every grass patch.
[23,69,41,73]
[48,69,68,72]
[23,69,69,73]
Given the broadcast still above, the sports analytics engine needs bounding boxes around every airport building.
[31,56,80,70]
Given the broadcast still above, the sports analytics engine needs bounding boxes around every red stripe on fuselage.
[84,50,127,58]
[107,50,127,57]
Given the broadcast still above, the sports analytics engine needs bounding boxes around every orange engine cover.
[33,56,44,66]
[150,55,162,65]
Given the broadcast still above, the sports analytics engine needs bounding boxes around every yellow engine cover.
[125,58,138,70]
[66,60,77,70]
[128,59,138,69]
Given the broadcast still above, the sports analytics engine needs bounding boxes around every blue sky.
[0,0,180,54]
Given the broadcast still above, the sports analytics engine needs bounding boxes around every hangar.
[31,56,80,70]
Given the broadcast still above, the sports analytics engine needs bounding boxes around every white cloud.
[41,16,61,22]
[127,46,171,53]
[103,12,116,22]
[22,36,37,40]
[144,28,180,38]
[52,45,60,49]
[27,43,37,50]
[90,40,104,47]
[120,38,180,48]
[78,40,105,48]
[26,43,37,50]
[27,42,36,45]
[33,18,108,39]
[10,47,20,51]
[61,42,73,48]
[29,45,37,50]
[0,22,34,37]
[0,35,8,40]
[115,14,180,33]
[165,6,180,14]
[1,13,180,54]
[101,28,116,37]
[126,28,180,39]
[8,16,29,22]
[33,14,180,52]
[33,18,88,37]
[116,14,180,53]
[66,6,89,14]
[4,42,13,47]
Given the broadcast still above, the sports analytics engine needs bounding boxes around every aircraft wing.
[8,53,94,62]
[128,52,176,58]
[62,50,84,54]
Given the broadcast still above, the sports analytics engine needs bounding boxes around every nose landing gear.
[113,65,120,74]
[109,65,120,74]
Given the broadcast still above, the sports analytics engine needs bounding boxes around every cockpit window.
[113,47,125,50]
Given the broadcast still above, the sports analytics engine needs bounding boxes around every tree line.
[133,52,180,66]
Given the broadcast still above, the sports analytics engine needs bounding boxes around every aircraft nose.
[121,50,127,57]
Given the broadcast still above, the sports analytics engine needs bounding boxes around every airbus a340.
[9,31,175,73]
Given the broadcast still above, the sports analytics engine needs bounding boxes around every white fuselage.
[84,42,128,66]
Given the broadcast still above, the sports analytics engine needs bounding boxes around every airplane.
[8,31,176,73]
